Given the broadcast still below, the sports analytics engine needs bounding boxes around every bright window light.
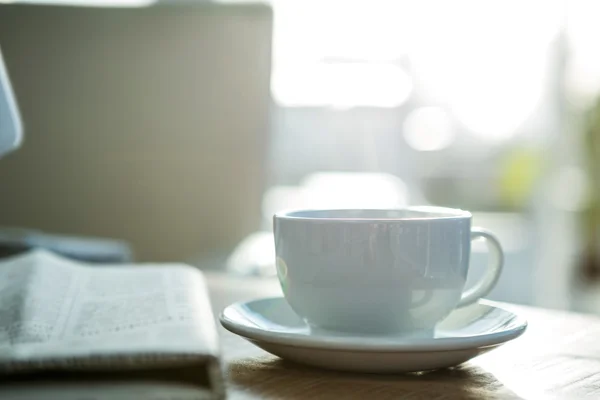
[406,0,561,140]
[271,0,562,141]
[272,63,412,109]
[271,0,411,109]
[403,107,455,151]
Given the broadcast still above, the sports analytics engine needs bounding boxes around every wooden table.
[207,272,600,400]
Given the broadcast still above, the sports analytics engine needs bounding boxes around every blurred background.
[2,0,600,314]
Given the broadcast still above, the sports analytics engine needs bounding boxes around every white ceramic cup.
[273,206,503,335]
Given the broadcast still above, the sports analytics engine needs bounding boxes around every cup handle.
[457,227,504,307]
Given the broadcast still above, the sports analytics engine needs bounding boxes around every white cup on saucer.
[273,206,503,335]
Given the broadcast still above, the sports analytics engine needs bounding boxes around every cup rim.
[274,206,472,221]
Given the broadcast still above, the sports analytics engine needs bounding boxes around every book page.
[0,250,220,367]
[0,249,81,349]
[0,381,215,400]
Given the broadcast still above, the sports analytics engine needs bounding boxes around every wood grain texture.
[207,273,600,400]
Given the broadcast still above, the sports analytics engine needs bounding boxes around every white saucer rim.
[220,297,528,353]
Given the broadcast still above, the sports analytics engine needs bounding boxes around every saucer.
[219,297,527,373]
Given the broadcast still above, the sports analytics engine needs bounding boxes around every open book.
[0,250,224,400]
